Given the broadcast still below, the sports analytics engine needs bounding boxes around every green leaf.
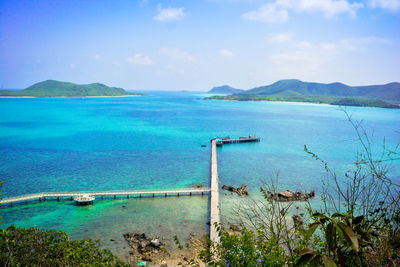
[325,222,336,252]
[335,222,359,252]
[305,222,320,240]
[296,248,317,266]
[322,256,337,267]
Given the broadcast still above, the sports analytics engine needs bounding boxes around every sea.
[0,91,399,259]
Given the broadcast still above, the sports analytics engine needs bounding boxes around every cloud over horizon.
[127,54,153,65]
[369,0,400,12]
[242,0,363,23]
[153,4,185,22]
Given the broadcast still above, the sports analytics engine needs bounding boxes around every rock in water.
[221,184,249,196]
[236,184,249,196]
[267,190,316,202]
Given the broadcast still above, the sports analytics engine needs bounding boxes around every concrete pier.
[210,139,221,243]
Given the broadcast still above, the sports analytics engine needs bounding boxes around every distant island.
[0,80,144,97]
[208,85,244,94]
[206,79,400,109]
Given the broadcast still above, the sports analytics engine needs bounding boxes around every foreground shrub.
[0,225,127,266]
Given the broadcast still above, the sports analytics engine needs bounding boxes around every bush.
[0,225,128,266]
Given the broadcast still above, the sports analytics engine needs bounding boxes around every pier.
[1,134,260,247]
[211,135,260,146]
[210,139,220,243]
[0,188,210,205]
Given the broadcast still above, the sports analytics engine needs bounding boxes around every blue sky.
[0,0,399,91]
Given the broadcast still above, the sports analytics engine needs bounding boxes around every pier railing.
[0,188,210,205]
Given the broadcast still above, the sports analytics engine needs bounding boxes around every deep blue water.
[0,92,399,256]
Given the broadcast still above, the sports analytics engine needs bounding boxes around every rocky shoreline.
[123,232,207,266]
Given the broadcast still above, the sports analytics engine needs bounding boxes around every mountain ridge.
[234,79,400,102]
[206,79,400,109]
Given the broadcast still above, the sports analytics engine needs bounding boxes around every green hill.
[235,79,400,102]
[0,80,143,97]
[206,79,400,109]
[208,85,244,94]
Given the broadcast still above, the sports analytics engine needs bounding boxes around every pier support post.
[165,193,167,197]
[139,194,142,198]
[178,193,180,197]
[190,192,192,196]
[43,197,46,201]
[127,195,129,199]
[70,196,73,201]
[114,195,116,199]
[152,193,154,198]
[10,202,13,207]
[57,197,60,202]
[39,197,42,202]
[101,195,103,200]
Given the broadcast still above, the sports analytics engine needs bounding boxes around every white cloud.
[242,2,289,23]
[296,36,391,52]
[269,35,392,78]
[69,63,76,69]
[267,32,293,43]
[159,47,197,63]
[94,54,100,61]
[294,0,363,18]
[369,0,400,12]
[219,49,233,56]
[127,54,153,65]
[153,4,185,22]
[242,0,363,23]
[339,36,392,50]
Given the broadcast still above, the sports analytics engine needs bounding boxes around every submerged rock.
[222,184,249,196]
[267,190,315,202]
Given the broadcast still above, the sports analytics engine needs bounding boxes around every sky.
[0,0,399,91]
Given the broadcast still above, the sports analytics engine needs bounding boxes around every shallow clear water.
[1,92,399,257]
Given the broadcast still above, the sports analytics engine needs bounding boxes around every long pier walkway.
[1,135,259,246]
[0,188,210,205]
[210,139,220,243]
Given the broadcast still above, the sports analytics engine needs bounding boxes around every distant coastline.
[205,97,400,109]
[0,95,142,99]
[0,80,144,97]
[205,79,400,109]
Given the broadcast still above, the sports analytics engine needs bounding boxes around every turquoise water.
[1,92,399,257]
